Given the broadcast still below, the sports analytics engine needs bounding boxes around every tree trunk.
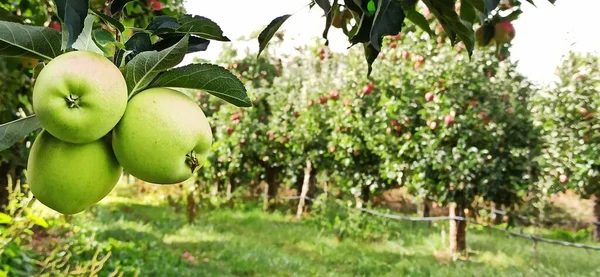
[422,200,431,217]
[263,166,280,212]
[594,196,600,241]
[361,184,370,204]
[449,202,467,255]
[296,159,312,219]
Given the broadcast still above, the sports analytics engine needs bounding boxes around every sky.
[183,0,600,84]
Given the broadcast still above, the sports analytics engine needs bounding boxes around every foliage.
[200,19,539,213]
[533,52,600,198]
[257,0,552,74]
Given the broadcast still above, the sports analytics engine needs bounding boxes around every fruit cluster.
[27,51,213,215]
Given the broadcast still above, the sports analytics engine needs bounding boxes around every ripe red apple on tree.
[428,120,437,130]
[362,82,375,95]
[330,90,339,100]
[49,21,61,31]
[319,96,328,104]
[227,127,234,134]
[401,51,410,60]
[444,114,455,126]
[391,119,399,126]
[329,146,337,153]
[293,112,300,118]
[559,174,569,184]
[494,21,516,44]
[389,42,397,49]
[425,92,435,102]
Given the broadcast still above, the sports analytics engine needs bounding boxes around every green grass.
[61,191,600,277]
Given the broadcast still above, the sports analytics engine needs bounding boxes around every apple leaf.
[257,14,291,58]
[369,0,405,51]
[146,16,181,34]
[315,0,332,15]
[125,34,189,95]
[404,7,433,35]
[110,0,136,15]
[148,63,251,108]
[174,15,229,41]
[153,34,209,53]
[0,21,62,60]
[72,14,104,55]
[363,42,378,76]
[422,0,474,57]
[322,0,339,45]
[0,115,42,152]
[53,0,89,49]
[90,9,125,32]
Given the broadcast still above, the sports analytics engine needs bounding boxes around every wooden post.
[262,182,269,211]
[296,158,312,220]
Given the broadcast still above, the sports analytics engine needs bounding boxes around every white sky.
[183,0,600,84]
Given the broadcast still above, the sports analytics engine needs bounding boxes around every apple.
[227,127,235,134]
[344,99,351,107]
[444,114,454,125]
[149,0,162,10]
[428,120,437,130]
[112,87,213,184]
[33,51,127,144]
[389,42,397,49]
[240,138,247,145]
[293,112,300,118]
[318,47,326,54]
[353,150,360,157]
[394,125,402,131]
[505,107,513,114]
[330,90,339,100]
[391,119,399,126]
[386,127,392,134]
[307,100,314,107]
[401,51,410,60]
[579,107,589,116]
[469,100,478,108]
[559,174,568,183]
[363,82,375,95]
[49,21,61,31]
[494,21,515,44]
[27,130,122,215]
[344,110,352,116]
[319,96,328,104]
[585,113,595,120]
[329,146,337,153]
[425,92,434,102]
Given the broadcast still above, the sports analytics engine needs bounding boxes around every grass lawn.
[60,186,600,277]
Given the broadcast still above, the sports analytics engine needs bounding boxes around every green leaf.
[93,29,116,47]
[110,0,136,15]
[315,0,332,15]
[349,13,374,45]
[72,14,104,55]
[153,35,209,53]
[119,32,153,65]
[0,21,62,60]
[322,0,339,45]
[175,15,230,41]
[90,9,125,32]
[363,42,378,76]
[26,213,48,228]
[148,63,251,108]
[404,8,433,35]
[0,115,42,152]
[463,0,484,14]
[422,0,474,57]
[125,34,189,95]
[460,0,478,23]
[146,16,180,34]
[53,0,89,49]
[369,0,405,51]
[257,14,291,57]
[0,212,12,224]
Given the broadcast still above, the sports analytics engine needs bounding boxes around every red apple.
[353,150,360,157]
[394,125,402,131]
[293,112,300,118]
[318,47,326,54]
[329,146,337,153]
[579,107,589,116]
[363,83,375,95]
[227,127,234,134]
[260,115,266,121]
[49,21,61,31]
[505,107,513,114]
[330,90,339,100]
[559,174,568,183]
[401,51,410,60]
[494,21,515,44]
[425,92,435,102]
[391,119,399,126]
[444,114,454,125]
[319,96,328,104]
[389,42,397,49]
[585,113,595,120]
[469,100,478,108]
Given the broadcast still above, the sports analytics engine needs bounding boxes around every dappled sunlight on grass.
[475,250,524,268]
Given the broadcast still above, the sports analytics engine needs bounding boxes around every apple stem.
[186,152,200,173]
[66,94,80,108]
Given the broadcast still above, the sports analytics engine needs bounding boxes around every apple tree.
[0,0,250,214]
[532,52,600,240]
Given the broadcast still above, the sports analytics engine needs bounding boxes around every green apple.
[112,87,213,184]
[27,130,122,215]
[33,50,128,144]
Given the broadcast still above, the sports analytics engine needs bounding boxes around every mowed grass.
[64,187,600,277]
